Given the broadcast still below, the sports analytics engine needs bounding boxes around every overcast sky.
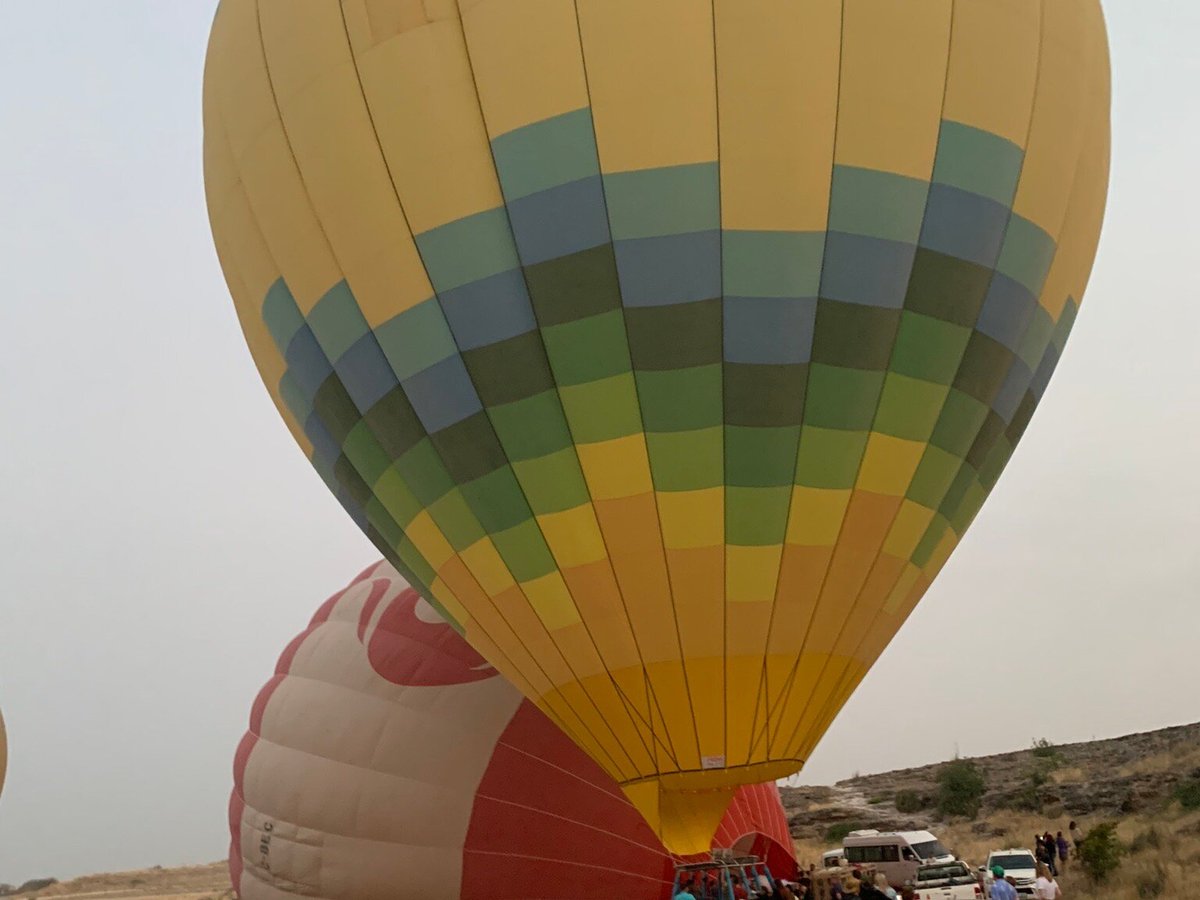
[1,1,1197,885]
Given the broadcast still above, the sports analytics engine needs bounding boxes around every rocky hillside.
[0,863,230,900]
[781,721,1200,842]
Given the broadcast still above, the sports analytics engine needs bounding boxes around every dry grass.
[8,863,231,900]
[794,805,1200,899]
[1118,741,1200,778]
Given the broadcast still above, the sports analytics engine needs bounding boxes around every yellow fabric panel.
[884,562,922,615]
[259,2,436,319]
[657,488,724,550]
[576,0,718,172]
[622,781,735,858]
[821,492,902,586]
[535,505,608,569]
[345,16,506,231]
[834,0,953,179]
[575,434,655,500]
[941,0,1040,144]
[765,652,850,759]
[340,0,436,49]
[207,157,282,307]
[770,545,833,631]
[457,537,517,595]
[883,500,937,560]
[727,545,784,605]
[1009,0,1095,237]
[713,0,841,231]
[724,648,772,768]
[644,661,703,772]
[405,511,455,570]
[593,495,679,665]
[234,129,343,311]
[856,433,926,497]
[555,677,655,778]
[459,0,590,138]
[520,571,583,631]
[559,561,644,674]
[203,7,342,313]
[1038,5,1112,319]
[785,487,851,546]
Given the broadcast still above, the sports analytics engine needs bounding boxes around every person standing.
[990,866,1019,900]
[1069,820,1085,851]
[1056,831,1070,872]
[1043,832,1059,875]
[1035,862,1063,899]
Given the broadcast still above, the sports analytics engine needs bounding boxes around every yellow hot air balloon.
[204,0,1110,852]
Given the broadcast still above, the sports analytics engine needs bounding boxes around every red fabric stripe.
[227,793,246,893]
[464,701,673,898]
[248,674,285,736]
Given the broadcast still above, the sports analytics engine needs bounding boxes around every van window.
[911,839,949,860]
[846,845,900,864]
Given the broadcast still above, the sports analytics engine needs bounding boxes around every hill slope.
[783,721,1200,899]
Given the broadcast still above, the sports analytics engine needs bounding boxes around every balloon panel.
[230,562,796,899]
[205,0,1109,851]
[0,707,7,801]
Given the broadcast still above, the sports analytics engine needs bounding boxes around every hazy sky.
[1,1,1198,885]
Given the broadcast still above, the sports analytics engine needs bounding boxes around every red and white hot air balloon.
[230,562,796,900]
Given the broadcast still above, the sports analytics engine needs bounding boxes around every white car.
[981,850,1039,897]
[912,860,984,900]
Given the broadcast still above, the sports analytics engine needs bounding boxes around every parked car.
[842,829,956,887]
[980,849,1039,897]
[912,860,983,900]
[821,848,846,868]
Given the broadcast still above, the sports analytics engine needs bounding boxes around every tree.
[1078,822,1123,883]
[936,759,986,818]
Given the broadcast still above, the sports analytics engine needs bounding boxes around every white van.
[821,848,846,868]
[842,829,955,887]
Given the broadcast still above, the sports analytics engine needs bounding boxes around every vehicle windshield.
[991,854,1036,871]
[916,864,973,884]
[911,839,950,859]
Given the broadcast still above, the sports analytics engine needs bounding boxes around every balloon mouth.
[621,760,803,855]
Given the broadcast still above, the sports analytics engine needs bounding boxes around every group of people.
[988,861,1064,900]
[1038,821,1087,874]
[672,868,906,900]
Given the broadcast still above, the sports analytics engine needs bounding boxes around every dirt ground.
[7,862,231,900]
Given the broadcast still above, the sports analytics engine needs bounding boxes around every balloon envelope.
[230,562,795,899]
[0,707,7,801]
[205,0,1109,851]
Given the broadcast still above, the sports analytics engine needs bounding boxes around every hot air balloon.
[0,707,7,801]
[204,0,1110,852]
[231,562,796,899]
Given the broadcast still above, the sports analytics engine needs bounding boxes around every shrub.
[895,789,926,814]
[1129,827,1162,854]
[1031,738,1061,761]
[1135,862,1168,898]
[825,822,863,843]
[868,796,887,805]
[1078,822,1123,883]
[1175,776,1200,810]
[936,759,986,819]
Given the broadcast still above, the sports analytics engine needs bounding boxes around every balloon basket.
[673,851,776,899]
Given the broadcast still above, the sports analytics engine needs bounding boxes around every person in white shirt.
[1035,862,1063,899]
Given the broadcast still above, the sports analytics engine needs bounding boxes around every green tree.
[894,789,926,814]
[1078,822,1123,883]
[936,759,986,818]
[1174,776,1200,810]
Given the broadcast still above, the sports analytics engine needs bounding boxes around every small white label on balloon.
[701,755,726,769]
